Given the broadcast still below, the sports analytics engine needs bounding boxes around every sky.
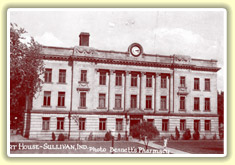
[9,9,226,91]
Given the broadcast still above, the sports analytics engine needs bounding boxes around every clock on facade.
[128,43,143,57]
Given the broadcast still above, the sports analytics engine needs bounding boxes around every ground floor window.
[42,117,50,130]
[79,118,86,130]
[116,119,123,131]
[57,117,64,130]
[99,118,106,130]
[194,120,200,131]
[205,120,211,131]
[180,119,186,131]
[162,119,169,131]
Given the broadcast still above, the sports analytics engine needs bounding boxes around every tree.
[182,128,191,140]
[218,91,224,139]
[175,127,180,140]
[130,121,160,149]
[10,23,44,133]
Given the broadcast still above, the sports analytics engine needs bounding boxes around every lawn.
[10,141,158,154]
[154,140,224,154]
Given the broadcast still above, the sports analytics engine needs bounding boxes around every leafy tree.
[10,23,44,133]
[130,121,160,149]
[193,130,200,140]
[175,127,180,140]
[182,128,191,140]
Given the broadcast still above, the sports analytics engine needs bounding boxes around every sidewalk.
[131,138,190,154]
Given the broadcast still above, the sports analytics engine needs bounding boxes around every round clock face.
[131,46,141,56]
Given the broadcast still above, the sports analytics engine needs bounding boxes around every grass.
[154,140,224,154]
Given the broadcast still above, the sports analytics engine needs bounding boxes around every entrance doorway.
[129,115,143,138]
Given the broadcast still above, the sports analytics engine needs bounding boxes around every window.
[180,119,186,131]
[131,95,137,109]
[180,96,185,110]
[160,96,167,110]
[42,117,50,130]
[58,92,65,107]
[81,70,87,82]
[115,73,122,86]
[205,79,210,91]
[99,72,106,85]
[161,76,167,88]
[131,74,138,87]
[205,120,211,131]
[162,119,169,131]
[59,69,66,83]
[146,74,152,87]
[44,68,52,83]
[194,120,200,131]
[43,91,51,106]
[194,78,200,90]
[147,119,154,126]
[115,94,122,109]
[79,118,86,130]
[180,76,186,87]
[99,118,106,130]
[80,92,86,108]
[194,97,200,110]
[57,117,64,130]
[146,95,152,109]
[99,94,106,108]
[205,98,210,111]
[116,119,123,131]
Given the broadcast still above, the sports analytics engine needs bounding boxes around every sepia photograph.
[7,8,226,157]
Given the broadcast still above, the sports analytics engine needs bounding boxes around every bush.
[175,127,180,140]
[193,130,200,140]
[104,131,112,141]
[88,132,93,141]
[182,129,191,140]
[117,133,121,141]
[58,133,65,141]
[170,134,175,140]
[213,134,217,140]
[52,132,56,141]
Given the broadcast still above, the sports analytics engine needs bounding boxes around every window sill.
[204,90,211,92]
[42,105,52,108]
[57,82,67,85]
[193,109,200,111]
[146,86,152,88]
[159,109,168,111]
[41,130,50,132]
[179,109,186,112]
[78,107,87,109]
[115,85,122,87]
[56,106,66,108]
[99,84,107,86]
[78,81,88,83]
[144,108,153,110]
[113,108,123,110]
[97,107,107,110]
[193,89,200,91]
[43,82,53,84]
[204,110,211,112]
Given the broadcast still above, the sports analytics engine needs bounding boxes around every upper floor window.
[81,70,87,82]
[205,98,210,111]
[205,120,211,131]
[59,69,66,83]
[161,76,167,88]
[115,73,122,86]
[99,93,106,108]
[99,72,106,85]
[57,117,64,130]
[58,92,65,107]
[146,74,152,87]
[160,96,167,110]
[79,118,86,130]
[116,119,123,131]
[162,119,169,131]
[115,94,122,109]
[194,97,200,110]
[180,76,186,87]
[131,95,137,109]
[194,78,200,90]
[146,95,152,109]
[44,68,52,83]
[180,96,185,110]
[131,73,138,87]
[180,119,186,131]
[80,92,86,108]
[43,91,51,106]
[205,79,210,91]
[194,120,200,131]
[99,118,106,130]
[42,117,50,130]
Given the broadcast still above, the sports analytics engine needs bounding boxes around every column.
[125,71,130,110]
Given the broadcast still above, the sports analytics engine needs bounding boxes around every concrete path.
[131,138,190,154]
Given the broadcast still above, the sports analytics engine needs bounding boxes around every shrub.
[182,129,191,140]
[58,133,65,141]
[170,134,175,140]
[193,130,200,140]
[104,131,112,141]
[52,132,56,141]
[213,134,217,140]
[203,135,207,140]
[117,133,121,141]
[175,127,180,140]
[88,132,93,141]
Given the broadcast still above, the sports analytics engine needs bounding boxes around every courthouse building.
[23,32,220,140]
